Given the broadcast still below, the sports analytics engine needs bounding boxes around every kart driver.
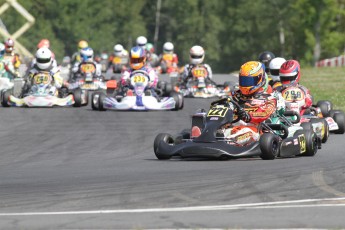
[120,46,159,98]
[25,47,63,96]
[181,45,213,86]
[192,61,285,146]
[275,59,313,116]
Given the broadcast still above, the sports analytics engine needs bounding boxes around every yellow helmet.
[239,61,266,96]
[78,40,88,50]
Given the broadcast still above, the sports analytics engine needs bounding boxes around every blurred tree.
[0,0,344,71]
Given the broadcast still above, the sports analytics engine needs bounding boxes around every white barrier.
[315,54,345,67]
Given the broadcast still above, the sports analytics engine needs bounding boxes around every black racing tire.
[301,122,312,131]
[91,92,98,110]
[98,93,107,111]
[1,90,11,107]
[329,109,342,118]
[177,92,184,110]
[259,133,280,160]
[153,133,174,160]
[72,88,82,107]
[164,82,173,96]
[171,92,181,111]
[82,89,89,106]
[309,118,329,143]
[333,112,345,134]
[296,129,318,156]
[316,100,333,117]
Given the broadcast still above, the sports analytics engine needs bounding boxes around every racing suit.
[278,84,313,116]
[71,60,102,80]
[110,50,129,73]
[0,58,20,91]
[120,65,159,96]
[221,90,285,146]
[4,52,21,70]
[158,53,179,73]
[182,63,213,85]
[25,64,63,96]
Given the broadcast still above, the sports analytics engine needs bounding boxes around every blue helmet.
[80,47,94,62]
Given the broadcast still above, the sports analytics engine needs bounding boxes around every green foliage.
[0,0,344,71]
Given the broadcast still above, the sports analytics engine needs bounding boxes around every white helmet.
[136,36,147,47]
[114,44,124,56]
[189,45,205,65]
[80,47,94,62]
[269,57,286,82]
[35,47,52,70]
[163,42,174,54]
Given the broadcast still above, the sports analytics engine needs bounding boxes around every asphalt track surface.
[0,74,345,229]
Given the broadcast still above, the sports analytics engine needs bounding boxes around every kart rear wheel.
[259,133,279,160]
[98,93,107,111]
[91,92,99,110]
[309,118,329,143]
[153,133,174,160]
[317,100,332,117]
[296,129,318,156]
[301,122,312,131]
[333,112,345,134]
[1,89,11,107]
[72,88,83,107]
[171,92,183,111]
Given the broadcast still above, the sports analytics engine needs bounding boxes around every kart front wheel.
[91,92,107,111]
[72,88,82,107]
[153,133,174,160]
[296,129,318,156]
[333,111,345,134]
[171,92,183,111]
[317,100,333,117]
[259,133,279,160]
[1,90,11,107]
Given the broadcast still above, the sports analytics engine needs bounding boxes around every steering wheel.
[210,97,245,123]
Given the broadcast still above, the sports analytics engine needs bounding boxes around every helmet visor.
[191,54,203,59]
[37,57,51,63]
[239,74,262,87]
[280,73,298,82]
[270,69,279,76]
[131,57,145,64]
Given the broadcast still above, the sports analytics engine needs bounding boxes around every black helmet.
[258,51,275,73]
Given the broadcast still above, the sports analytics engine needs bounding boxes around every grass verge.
[301,67,345,111]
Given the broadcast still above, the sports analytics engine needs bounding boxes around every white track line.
[0,197,345,216]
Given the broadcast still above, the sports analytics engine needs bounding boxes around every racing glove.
[238,109,251,123]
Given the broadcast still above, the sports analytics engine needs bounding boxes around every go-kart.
[91,70,183,111]
[69,62,106,91]
[281,86,344,145]
[154,97,318,160]
[1,71,87,107]
[313,100,345,134]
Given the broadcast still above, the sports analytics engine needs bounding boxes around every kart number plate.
[192,67,207,78]
[33,73,51,85]
[80,63,96,74]
[132,75,147,83]
[113,57,122,64]
[207,107,228,117]
[282,87,305,102]
[298,134,306,153]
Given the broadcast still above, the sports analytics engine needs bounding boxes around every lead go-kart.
[91,70,184,111]
[154,97,318,160]
[1,71,88,107]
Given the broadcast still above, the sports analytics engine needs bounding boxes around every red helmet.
[4,38,14,53]
[37,39,50,49]
[279,60,300,87]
